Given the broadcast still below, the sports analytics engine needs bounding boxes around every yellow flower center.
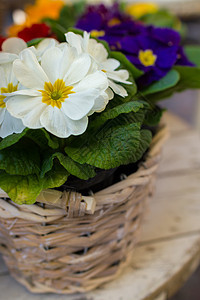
[108,18,121,27]
[0,83,18,108]
[138,49,157,67]
[90,30,105,38]
[39,79,75,109]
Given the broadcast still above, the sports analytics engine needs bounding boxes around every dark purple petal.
[137,68,168,88]
[149,27,181,46]
[155,46,178,69]
[76,3,186,86]
[176,46,195,66]
[76,12,103,31]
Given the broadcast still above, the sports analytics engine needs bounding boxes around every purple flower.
[76,3,194,87]
[176,46,195,67]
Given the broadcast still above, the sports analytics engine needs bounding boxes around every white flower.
[65,31,131,97]
[6,44,109,138]
[29,38,59,61]
[0,37,58,63]
[0,63,25,138]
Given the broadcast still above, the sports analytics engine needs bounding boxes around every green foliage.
[142,66,200,103]
[41,152,96,180]
[110,51,143,80]
[27,38,44,47]
[140,10,186,36]
[91,100,145,128]
[0,129,27,150]
[184,45,200,67]
[0,171,43,204]
[0,139,40,175]
[65,113,151,169]
[141,70,180,96]
[144,106,164,126]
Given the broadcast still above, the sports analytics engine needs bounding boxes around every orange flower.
[8,0,65,37]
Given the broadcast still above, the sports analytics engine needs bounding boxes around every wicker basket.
[0,125,168,294]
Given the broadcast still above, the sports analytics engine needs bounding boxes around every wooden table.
[0,112,200,300]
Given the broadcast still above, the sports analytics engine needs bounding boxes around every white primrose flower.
[1,37,58,62]
[6,43,109,138]
[0,63,25,138]
[65,31,131,98]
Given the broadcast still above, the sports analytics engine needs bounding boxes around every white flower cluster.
[0,32,131,138]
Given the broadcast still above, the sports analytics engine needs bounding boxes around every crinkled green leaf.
[0,171,43,204]
[131,130,152,163]
[0,139,40,175]
[92,100,145,128]
[144,106,164,126]
[26,129,59,149]
[0,128,59,151]
[43,164,69,190]
[41,152,96,180]
[141,70,180,96]
[0,129,28,150]
[65,123,142,169]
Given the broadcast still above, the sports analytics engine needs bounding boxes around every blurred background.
[0,0,200,299]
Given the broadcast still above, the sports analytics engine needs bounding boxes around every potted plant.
[0,0,199,294]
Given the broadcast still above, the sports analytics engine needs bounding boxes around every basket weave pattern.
[0,126,168,294]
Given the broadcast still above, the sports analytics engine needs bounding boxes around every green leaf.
[132,130,152,162]
[144,66,200,103]
[43,18,67,42]
[65,123,142,169]
[144,106,164,126]
[0,139,40,175]
[174,66,200,89]
[43,163,69,190]
[92,100,145,128]
[27,38,43,47]
[141,70,180,96]
[0,129,27,150]
[184,45,200,67]
[26,129,59,149]
[110,51,143,80]
[0,171,43,204]
[140,10,181,30]
[41,152,96,180]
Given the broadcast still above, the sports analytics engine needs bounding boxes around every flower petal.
[65,32,83,55]
[106,69,131,84]
[0,52,18,64]
[40,105,88,138]
[88,38,108,62]
[0,108,6,124]
[7,95,46,128]
[108,79,128,97]
[0,110,25,138]
[13,49,49,89]
[2,38,27,55]
[101,58,120,71]
[41,47,63,83]
[61,88,98,120]
[63,53,91,85]
[74,70,108,93]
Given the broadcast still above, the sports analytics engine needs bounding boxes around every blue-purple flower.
[76,3,194,87]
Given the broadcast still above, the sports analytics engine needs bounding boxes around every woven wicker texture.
[0,125,168,294]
